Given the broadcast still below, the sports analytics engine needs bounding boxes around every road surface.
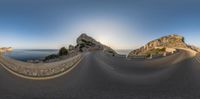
[0,50,200,99]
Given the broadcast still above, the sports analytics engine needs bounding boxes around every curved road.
[0,51,200,99]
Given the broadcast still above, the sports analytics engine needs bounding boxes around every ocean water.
[116,49,132,55]
[4,49,58,61]
[3,49,131,61]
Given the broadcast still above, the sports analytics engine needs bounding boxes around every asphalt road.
[0,51,200,99]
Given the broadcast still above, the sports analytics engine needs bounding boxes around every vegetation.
[77,39,96,52]
[44,54,59,61]
[81,39,95,46]
[78,44,85,52]
[145,47,166,57]
[43,47,68,61]
[59,47,68,56]
[146,53,151,58]
[107,50,115,56]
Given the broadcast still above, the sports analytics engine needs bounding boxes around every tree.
[59,47,68,56]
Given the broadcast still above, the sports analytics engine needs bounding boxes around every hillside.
[0,47,13,53]
[74,33,117,54]
[128,34,200,58]
[44,33,117,62]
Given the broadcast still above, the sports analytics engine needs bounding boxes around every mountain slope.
[75,33,117,54]
[44,33,117,62]
[128,34,200,58]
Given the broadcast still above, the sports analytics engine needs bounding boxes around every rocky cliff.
[75,33,103,52]
[44,33,117,62]
[128,34,200,58]
[0,47,13,52]
[75,33,117,54]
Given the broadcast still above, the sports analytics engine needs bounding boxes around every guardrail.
[0,54,82,78]
[195,53,200,64]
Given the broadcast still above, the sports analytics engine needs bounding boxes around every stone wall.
[0,54,82,77]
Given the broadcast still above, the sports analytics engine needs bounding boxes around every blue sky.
[0,0,200,49]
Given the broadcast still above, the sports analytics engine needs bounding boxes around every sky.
[0,0,200,49]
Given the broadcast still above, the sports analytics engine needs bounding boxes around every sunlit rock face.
[0,47,13,53]
[128,34,199,58]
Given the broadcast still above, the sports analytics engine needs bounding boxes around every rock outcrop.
[75,33,117,54]
[128,34,200,58]
[75,33,104,52]
[0,47,13,53]
[44,33,117,62]
[187,45,200,52]
[68,45,75,51]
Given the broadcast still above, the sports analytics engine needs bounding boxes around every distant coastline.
[24,49,58,51]
[116,49,132,55]
[14,49,58,51]
[3,49,131,62]
[3,49,58,62]
[0,47,13,52]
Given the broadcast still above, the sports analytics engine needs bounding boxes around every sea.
[3,49,131,61]
[3,49,58,61]
[116,49,132,56]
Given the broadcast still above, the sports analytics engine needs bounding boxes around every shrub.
[44,54,59,61]
[81,39,95,46]
[159,47,166,51]
[146,53,151,58]
[107,50,115,56]
[79,44,85,52]
[59,47,68,56]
